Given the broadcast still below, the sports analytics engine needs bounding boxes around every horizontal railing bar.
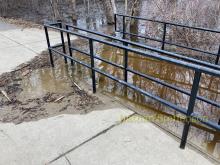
[119,30,217,56]
[48,22,61,26]
[191,113,220,131]
[94,67,187,115]
[69,39,220,107]
[127,68,220,108]
[44,24,220,77]
[70,46,125,69]
[116,14,220,33]
[51,43,63,49]
[67,24,220,71]
[164,41,216,56]
[119,30,163,43]
[121,31,163,43]
[94,55,124,69]
[70,46,90,56]
[127,67,189,95]
[49,47,91,68]
[197,95,220,108]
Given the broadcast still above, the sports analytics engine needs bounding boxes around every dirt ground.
[0,42,111,124]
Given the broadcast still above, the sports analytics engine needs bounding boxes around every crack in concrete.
[64,156,71,165]
[47,113,136,164]
[0,33,40,54]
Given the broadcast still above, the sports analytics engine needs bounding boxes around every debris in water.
[54,96,65,103]
[1,90,12,102]
[71,79,82,91]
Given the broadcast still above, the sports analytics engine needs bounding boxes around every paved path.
[0,21,216,165]
[0,21,65,75]
[0,110,214,165]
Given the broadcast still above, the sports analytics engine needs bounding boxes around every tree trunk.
[103,0,116,24]
[130,0,142,41]
[49,0,61,21]
[66,0,77,24]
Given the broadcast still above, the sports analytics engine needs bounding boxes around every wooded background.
[0,0,220,28]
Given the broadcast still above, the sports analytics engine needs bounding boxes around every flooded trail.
[66,39,220,161]
[0,0,219,161]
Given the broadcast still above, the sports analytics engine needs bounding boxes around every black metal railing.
[115,14,220,65]
[44,21,220,150]
[66,24,220,71]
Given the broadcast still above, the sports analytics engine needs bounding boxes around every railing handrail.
[44,22,220,150]
[116,13,220,33]
[115,14,220,65]
[66,24,220,71]
[45,23,220,77]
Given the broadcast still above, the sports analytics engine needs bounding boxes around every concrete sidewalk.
[0,21,216,165]
[0,110,214,165]
[0,21,72,75]
[0,108,133,165]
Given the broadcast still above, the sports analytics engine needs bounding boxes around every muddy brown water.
[56,40,220,161]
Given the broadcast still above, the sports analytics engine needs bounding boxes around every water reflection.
[95,43,220,160]
[21,42,219,160]
[80,42,220,160]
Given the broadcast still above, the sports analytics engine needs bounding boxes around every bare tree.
[66,0,77,24]
[49,0,60,21]
[103,0,116,24]
[129,0,142,41]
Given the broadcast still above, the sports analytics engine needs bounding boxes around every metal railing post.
[44,26,54,67]
[66,25,74,66]
[123,16,126,39]
[180,70,201,149]
[58,21,67,64]
[114,14,117,32]
[161,23,167,50]
[124,42,128,82]
[215,45,220,65]
[89,39,96,93]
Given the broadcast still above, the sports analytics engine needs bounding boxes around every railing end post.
[215,45,220,65]
[180,121,190,149]
[161,23,167,50]
[89,39,97,93]
[122,16,126,39]
[44,26,54,68]
[124,42,128,82]
[114,14,117,32]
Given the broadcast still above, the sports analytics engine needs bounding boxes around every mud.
[0,41,104,124]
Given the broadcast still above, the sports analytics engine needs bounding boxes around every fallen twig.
[1,90,12,102]
[70,79,82,91]
[73,82,82,91]
[54,96,65,103]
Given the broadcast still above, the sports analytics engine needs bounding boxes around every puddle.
[0,58,102,124]
[19,63,74,100]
